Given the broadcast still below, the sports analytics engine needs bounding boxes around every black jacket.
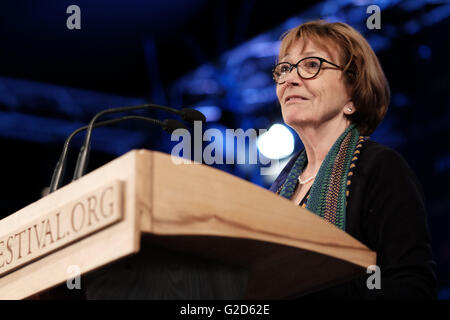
[269,140,437,299]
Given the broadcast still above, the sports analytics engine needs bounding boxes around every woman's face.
[276,38,354,130]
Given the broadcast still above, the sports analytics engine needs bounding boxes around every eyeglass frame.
[272,56,344,84]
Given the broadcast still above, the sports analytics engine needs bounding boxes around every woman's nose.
[284,69,303,86]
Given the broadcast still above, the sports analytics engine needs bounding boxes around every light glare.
[257,124,294,159]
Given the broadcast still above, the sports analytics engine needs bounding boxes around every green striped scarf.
[279,124,366,230]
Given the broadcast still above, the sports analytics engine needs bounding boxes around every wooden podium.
[0,150,375,299]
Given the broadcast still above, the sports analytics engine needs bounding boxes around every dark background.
[0,0,449,299]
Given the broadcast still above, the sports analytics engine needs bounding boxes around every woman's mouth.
[285,95,309,104]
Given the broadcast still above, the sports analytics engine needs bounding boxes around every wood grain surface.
[0,150,376,299]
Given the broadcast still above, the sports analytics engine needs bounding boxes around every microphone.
[72,104,205,181]
[177,108,206,123]
[49,115,187,193]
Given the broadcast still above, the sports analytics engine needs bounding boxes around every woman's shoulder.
[358,140,413,173]
[356,139,425,199]
[360,140,405,161]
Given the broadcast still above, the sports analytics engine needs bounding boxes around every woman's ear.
[343,100,355,115]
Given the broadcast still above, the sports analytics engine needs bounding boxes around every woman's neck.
[295,118,352,177]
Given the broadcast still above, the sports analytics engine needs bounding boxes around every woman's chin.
[282,114,312,128]
[282,106,311,121]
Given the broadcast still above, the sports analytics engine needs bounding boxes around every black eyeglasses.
[272,56,343,84]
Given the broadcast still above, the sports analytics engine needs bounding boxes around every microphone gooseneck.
[49,115,187,193]
[72,103,203,181]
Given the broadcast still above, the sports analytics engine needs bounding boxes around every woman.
[269,20,436,299]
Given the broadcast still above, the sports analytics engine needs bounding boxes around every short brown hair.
[279,20,390,135]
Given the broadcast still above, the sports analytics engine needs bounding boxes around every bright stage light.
[257,123,294,160]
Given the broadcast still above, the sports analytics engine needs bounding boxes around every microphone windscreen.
[162,119,189,133]
[179,108,206,123]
